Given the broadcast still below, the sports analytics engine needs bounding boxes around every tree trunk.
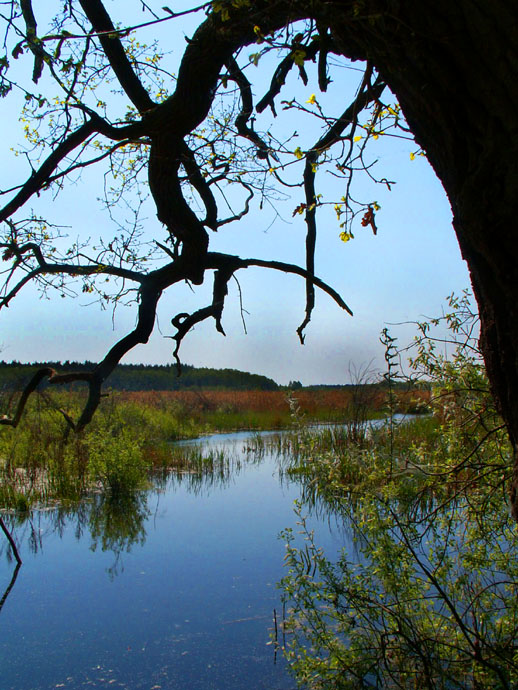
[327,1,518,512]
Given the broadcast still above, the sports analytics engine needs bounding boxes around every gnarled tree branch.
[78,0,155,113]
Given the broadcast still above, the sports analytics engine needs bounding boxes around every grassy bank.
[0,386,428,510]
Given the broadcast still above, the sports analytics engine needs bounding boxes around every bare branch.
[33,3,212,44]
[237,256,353,316]
[296,67,385,342]
[19,0,45,83]
[168,250,352,369]
[179,140,218,230]
[297,151,317,343]
[171,266,233,369]
[78,0,155,113]
[216,182,254,227]
[0,366,90,428]
[0,119,97,222]
[316,23,331,92]
[256,37,321,116]
[226,56,270,158]
[312,68,385,154]
[0,241,145,309]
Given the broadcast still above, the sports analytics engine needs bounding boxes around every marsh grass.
[0,384,430,510]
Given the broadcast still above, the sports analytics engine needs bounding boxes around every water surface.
[0,430,348,689]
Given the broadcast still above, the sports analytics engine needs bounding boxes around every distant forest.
[0,361,280,392]
[0,362,423,393]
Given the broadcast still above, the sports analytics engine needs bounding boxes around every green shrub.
[278,293,516,689]
[281,496,518,690]
[86,426,147,495]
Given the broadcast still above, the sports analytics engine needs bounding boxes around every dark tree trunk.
[325,1,518,513]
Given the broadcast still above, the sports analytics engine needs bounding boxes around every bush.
[279,293,516,689]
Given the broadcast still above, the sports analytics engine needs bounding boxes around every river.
[0,429,351,690]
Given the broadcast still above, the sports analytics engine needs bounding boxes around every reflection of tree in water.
[0,562,20,613]
[0,491,150,586]
[88,492,149,579]
[0,440,278,607]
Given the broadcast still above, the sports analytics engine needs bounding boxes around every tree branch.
[0,366,90,429]
[296,67,385,342]
[0,119,97,222]
[179,141,218,230]
[0,241,145,309]
[171,266,233,369]
[256,37,321,116]
[20,0,46,83]
[226,56,270,158]
[216,182,254,227]
[235,255,353,316]
[78,0,155,113]
[297,151,317,343]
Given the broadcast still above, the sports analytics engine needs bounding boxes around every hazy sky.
[0,3,471,386]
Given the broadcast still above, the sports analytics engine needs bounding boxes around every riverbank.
[0,387,429,510]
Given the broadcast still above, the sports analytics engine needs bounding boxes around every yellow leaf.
[292,49,306,67]
[293,146,304,160]
[339,231,352,243]
[410,152,416,161]
[253,25,264,43]
[306,93,317,105]
[354,135,363,142]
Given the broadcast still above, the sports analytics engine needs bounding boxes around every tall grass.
[1,386,425,509]
[0,390,193,507]
[0,383,430,510]
[119,388,429,427]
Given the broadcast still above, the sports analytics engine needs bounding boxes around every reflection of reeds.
[159,444,245,495]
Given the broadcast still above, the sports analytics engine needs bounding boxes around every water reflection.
[0,561,20,614]
[1,431,319,690]
[0,432,315,645]
[1,492,150,578]
[0,441,268,574]
[89,492,149,578]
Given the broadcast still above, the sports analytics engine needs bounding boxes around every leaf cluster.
[278,294,516,689]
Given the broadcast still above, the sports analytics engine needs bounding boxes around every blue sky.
[0,3,471,385]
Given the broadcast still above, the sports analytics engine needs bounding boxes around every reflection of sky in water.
[0,432,348,690]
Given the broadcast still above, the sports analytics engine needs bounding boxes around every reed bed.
[0,386,430,510]
[119,387,430,428]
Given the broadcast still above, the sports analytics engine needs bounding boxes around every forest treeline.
[0,361,425,393]
[0,361,280,392]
